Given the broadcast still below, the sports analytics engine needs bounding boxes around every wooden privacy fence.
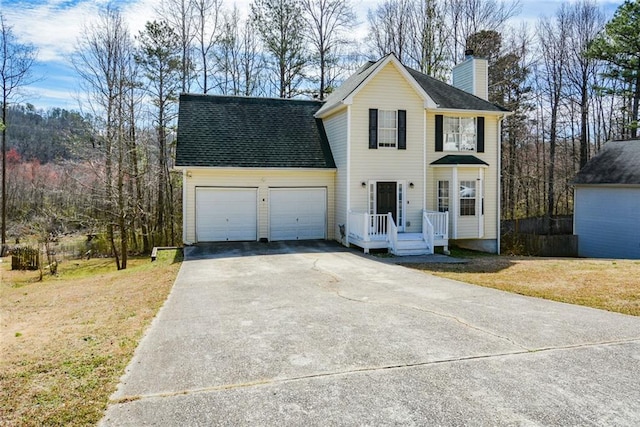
[11,247,40,270]
[502,216,573,235]
[502,233,578,257]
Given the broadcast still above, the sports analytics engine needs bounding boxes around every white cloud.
[3,1,108,62]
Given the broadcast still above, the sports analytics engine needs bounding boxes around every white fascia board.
[177,166,337,172]
[428,108,513,116]
[430,163,489,169]
[314,102,348,119]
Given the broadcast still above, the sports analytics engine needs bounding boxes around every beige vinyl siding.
[474,60,488,101]
[183,169,335,243]
[349,62,425,233]
[322,109,348,242]
[426,113,499,241]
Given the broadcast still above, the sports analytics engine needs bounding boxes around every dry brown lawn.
[406,252,640,316]
[0,250,182,426]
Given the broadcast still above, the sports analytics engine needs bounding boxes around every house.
[175,52,511,255]
[573,140,640,259]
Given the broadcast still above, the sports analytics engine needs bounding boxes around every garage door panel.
[196,188,257,242]
[575,187,640,258]
[270,188,326,241]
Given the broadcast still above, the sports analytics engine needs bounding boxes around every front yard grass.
[405,249,640,316]
[0,250,182,426]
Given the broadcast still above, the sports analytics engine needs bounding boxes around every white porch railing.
[369,213,389,239]
[348,210,449,254]
[424,210,449,238]
[348,211,369,242]
[422,212,435,255]
[388,214,398,254]
[348,211,390,242]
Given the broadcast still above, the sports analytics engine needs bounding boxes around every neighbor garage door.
[575,186,640,259]
[196,187,257,242]
[269,188,326,241]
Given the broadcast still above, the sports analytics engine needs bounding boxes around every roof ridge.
[179,93,324,105]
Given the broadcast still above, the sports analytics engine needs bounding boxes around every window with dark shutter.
[476,117,485,153]
[397,110,406,150]
[369,109,378,149]
[435,114,443,152]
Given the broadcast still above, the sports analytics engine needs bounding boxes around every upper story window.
[378,110,397,148]
[369,109,406,150]
[443,117,476,151]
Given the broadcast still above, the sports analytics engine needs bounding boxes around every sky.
[0,0,626,112]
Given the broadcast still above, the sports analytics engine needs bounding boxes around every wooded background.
[1,0,639,267]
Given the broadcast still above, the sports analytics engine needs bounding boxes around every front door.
[376,181,397,224]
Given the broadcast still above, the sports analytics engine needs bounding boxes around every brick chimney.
[451,49,489,101]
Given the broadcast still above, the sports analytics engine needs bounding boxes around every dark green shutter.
[477,117,485,153]
[369,109,378,149]
[435,114,443,152]
[397,110,406,150]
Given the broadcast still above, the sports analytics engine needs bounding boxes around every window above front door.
[369,109,407,150]
[378,110,397,148]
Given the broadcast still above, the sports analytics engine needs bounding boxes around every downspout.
[423,109,427,212]
[182,169,188,245]
[346,105,352,247]
[497,115,505,254]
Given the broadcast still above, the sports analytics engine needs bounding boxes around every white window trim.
[437,180,450,213]
[459,180,477,217]
[378,110,398,148]
[368,180,406,232]
[444,116,476,152]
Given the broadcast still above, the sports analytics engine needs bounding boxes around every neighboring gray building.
[573,140,640,259]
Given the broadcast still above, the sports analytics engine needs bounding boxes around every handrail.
[425,210,449,239]
[422,211,435,255]
[388,213,398,254]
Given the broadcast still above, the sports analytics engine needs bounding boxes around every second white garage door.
[196,187,257,242]
[269,188,327,241]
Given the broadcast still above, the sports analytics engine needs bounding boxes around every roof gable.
[574,140,640,185]
[316,53,508,117]
[176,94,336,169]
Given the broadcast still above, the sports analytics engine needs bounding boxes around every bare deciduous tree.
[192,0,222,94]
[251,0,308,98]
[156,0,196,93]
[73,7,137,269]
[0,13,37,252]
[301,0,355,99]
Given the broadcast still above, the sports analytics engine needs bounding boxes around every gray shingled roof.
[315,53,508,117]
[176,94,336,168]
[315,57,384,117]
[406,68,508,112]
[574,140,640,185]
[430,155,489,166]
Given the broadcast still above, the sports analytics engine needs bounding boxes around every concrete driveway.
[101,241,640,426]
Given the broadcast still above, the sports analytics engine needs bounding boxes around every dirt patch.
[405,255,640,316]
[0,251,182,426]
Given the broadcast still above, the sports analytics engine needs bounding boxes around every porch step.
[392,234,432,256]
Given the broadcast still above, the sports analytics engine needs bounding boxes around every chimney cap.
[464,48,474,58]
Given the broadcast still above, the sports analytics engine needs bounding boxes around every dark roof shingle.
[574,140,640,185]
[430,155,489,166]
[406,68,508,112]
[176,94,336,168]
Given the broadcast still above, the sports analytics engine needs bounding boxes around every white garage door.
[575,186,640,259]
[270,188,327,241]
[196,188,257,242]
